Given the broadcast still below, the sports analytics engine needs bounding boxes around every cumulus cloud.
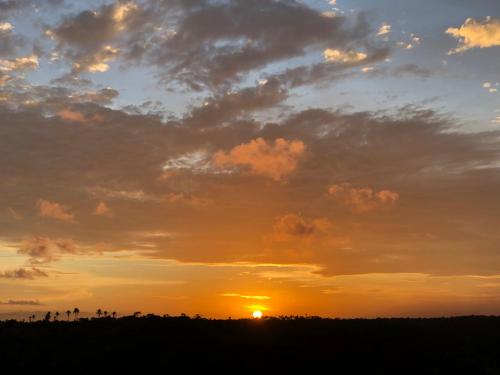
[0,55,38,72]
[213,138,306,181]
[0,267,48,279]
[18,236,77,263]
[36,199,76,223]
[446,17,500,54]
[46,1,139,75]
[328,184,400,212]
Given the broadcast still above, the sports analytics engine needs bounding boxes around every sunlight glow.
[253,310,263,319]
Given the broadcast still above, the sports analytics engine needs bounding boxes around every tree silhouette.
[44,311,51,322]
[112,311,117,319]
[133,311,141,318]
[54,312,60,321]
[96,309,103,318]
[66,310,71,321]
[104,311,108,318]
[73,307,80,320]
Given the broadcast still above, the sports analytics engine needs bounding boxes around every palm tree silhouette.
[104,311,108,318]
[112,311,117,319]
[54,311,60,321]
[65,310,71,320]
[73,307,80,320]
[44,311,51,322]
[96,309,103,318]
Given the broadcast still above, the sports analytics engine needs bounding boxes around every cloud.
[0,300,43,306]
[94,201,111,216]
[2,96,500,275]
[0,22,12,31]
[143,0,376,88]
[446,17,500,54]
[7,207,22,220]
[220,293,270,300]
[18,236,77,263]
[324,48,367,63]
[46,2,139,74]
[36,199,76,223]
[271,214,333,242]
[42,0,384,88]
[482,82,498,93]
[164,193,211,207]
[184,81,288,128]
[213,138,306,181]
[0,55,38,72]
[57,109,104,123]
[0,267,48,279]
[376,23,391,37]
[328,184,400,212]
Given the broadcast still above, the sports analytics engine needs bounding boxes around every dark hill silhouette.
[1,315,500,373]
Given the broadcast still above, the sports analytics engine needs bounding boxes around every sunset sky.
[1,0,500,319]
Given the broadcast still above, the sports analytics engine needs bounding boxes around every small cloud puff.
[328,184,400,212]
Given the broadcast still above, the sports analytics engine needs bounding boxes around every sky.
[1,0,500,319]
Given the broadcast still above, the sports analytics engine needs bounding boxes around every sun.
[252,310,263,319]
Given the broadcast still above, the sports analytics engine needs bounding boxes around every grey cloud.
[0,267,49,279]
[18,237,77,263]
[45,0,388,89]
[146,1,384,89]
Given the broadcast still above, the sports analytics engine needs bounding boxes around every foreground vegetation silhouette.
[2,314,500,373]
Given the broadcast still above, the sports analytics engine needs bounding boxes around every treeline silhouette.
[2,314,500,373]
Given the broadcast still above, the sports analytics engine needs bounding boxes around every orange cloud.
[446,17,500,54]
[220,293,270,300]
[94,201,111,216]
[328,184,400,212]
[323,48,367,63]
[213,138,306,181]
[36,199,76,223]
[57,109,104,123]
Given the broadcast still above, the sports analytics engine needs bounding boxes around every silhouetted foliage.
[2,315,500,373]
